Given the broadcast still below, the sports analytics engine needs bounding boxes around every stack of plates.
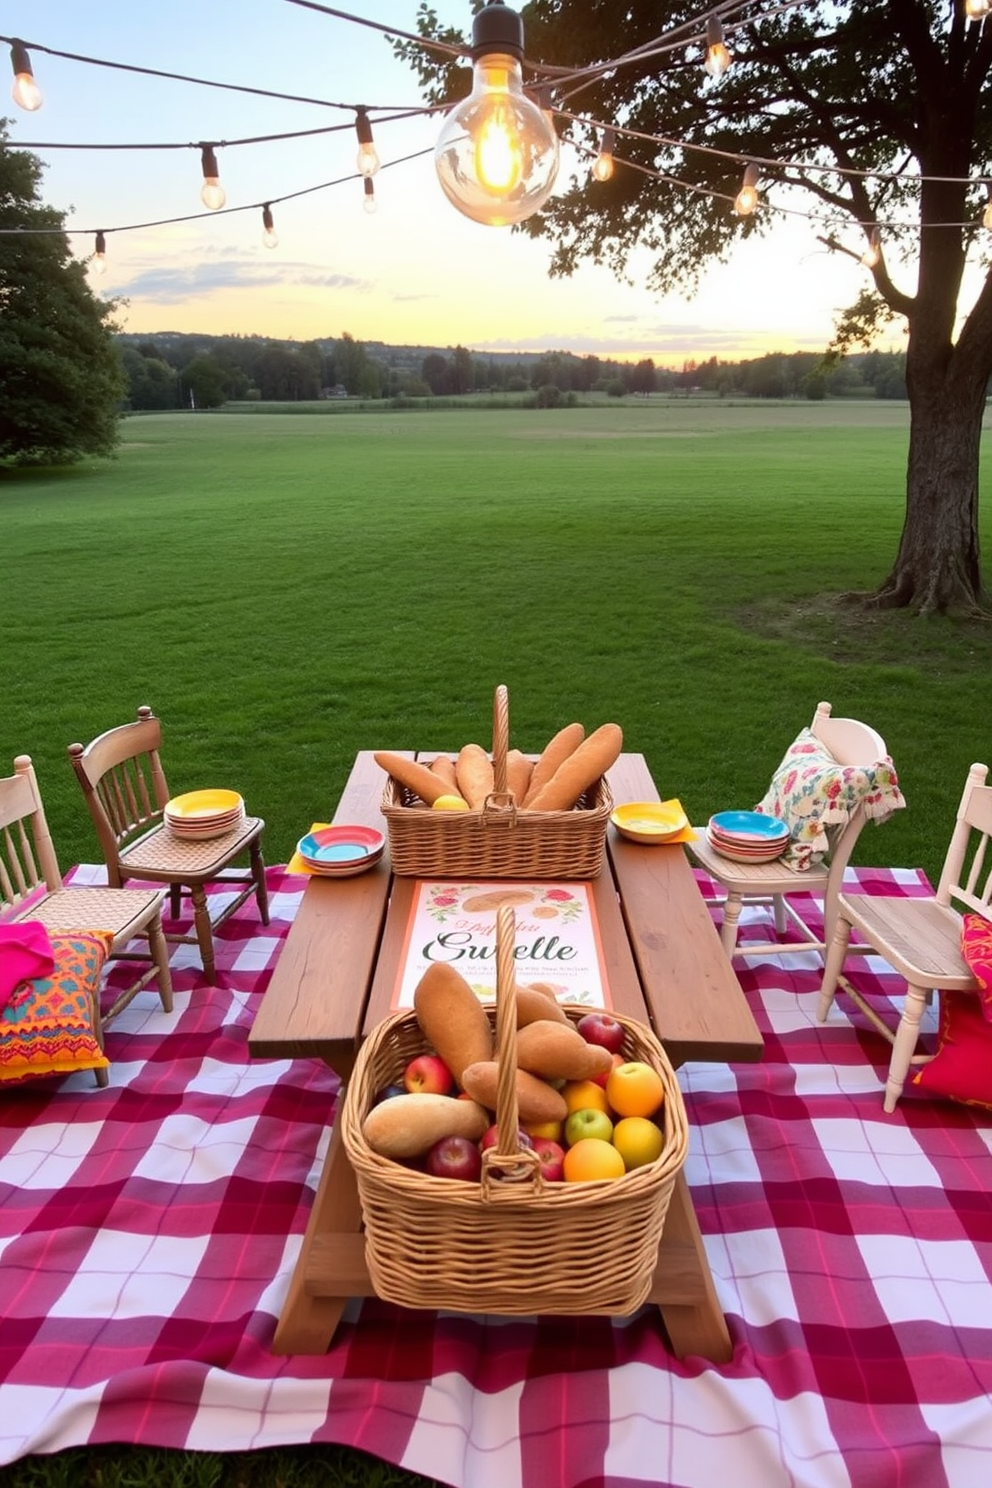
[165,789,245,841]
[297,824,385,877]
[707,810,790,864]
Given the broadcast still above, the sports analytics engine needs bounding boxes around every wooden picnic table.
[248,750,763,1360]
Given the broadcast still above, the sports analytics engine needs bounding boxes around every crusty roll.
[515,984,570,1028]
[428,754,459,792]
[515,1021,613,1081]
[525,723,623,813]
[413,963,493,1085]
[374,750,459,806]
[523,722,585,806]
[362,1093,489,1160]
[456,744,495,809]
[505,749,533,805]
[460,1060,568,1124]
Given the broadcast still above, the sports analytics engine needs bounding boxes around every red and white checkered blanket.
[2,865,991,1488]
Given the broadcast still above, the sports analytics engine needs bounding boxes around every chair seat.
[689,831,830,892]
[837,893,977,989]
[120,815,265,879]
[15,886,165,945]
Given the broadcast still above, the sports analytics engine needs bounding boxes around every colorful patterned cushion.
[961,912,992,1023]
[0,930,113,1083]
[755,728,905,872]
[911,990,992,1111]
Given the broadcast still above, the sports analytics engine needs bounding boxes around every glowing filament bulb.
[200,145,226,210]
[355,108,380,177]
[734,162,760,216]
[984,190,992,230]
[592,127,615,183]
[704,15,732,78]
[10,40,42,110]
[91,230,107,276]
[965,0,990,19]
[262,205,278,249]
[474,90,523,192]
[861,227,881,269]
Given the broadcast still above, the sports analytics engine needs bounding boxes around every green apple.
[564,1106,614,1147]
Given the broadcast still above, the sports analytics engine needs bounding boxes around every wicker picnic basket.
[339,905,688,1317]
[381,685,614,879]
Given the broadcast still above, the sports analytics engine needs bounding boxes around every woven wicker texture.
[340,906,688,1316]
[120,816,264,874]
[24,886,164,937]
[382,688,613,879]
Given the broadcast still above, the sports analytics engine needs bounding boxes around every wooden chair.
[1,754,173,1086]
[67,706,269,979]
[688,701,890,961]
[818,762,992,1113]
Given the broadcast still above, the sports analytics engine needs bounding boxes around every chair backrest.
[936,762,992,916]
[0,756,62,914]
[808,700,893,930]
[67,706,171,878]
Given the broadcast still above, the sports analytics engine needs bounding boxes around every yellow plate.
[165,788,243,819]
[611,800,689,844]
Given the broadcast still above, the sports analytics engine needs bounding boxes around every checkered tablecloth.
[2,864,991,1488]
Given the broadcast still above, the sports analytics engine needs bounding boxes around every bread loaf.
[456,744,494,809]
[523,723,585,805]
[505,749,533,804]
[525,723,623,813]
[514,984,570,1027]
[362,1093,489,1159]
[460,1061,568,1123]
[428,754,459,792]
[374,751,457,807]
[413,964,493,1084]
[516,1021,613,1081]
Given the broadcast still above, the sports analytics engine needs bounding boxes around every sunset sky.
[4,0,910,365]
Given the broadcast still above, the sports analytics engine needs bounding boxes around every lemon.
[432,794,470,811]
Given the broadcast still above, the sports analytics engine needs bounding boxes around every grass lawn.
[1,396,991,1487]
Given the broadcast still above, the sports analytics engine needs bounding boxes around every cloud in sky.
[114,261,370,303]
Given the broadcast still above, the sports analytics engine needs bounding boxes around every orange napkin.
[286,823,331,876]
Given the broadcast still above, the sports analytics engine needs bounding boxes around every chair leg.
[817,916,852,1022]
[147,908,174,1013]
[884,983,930,1114]
[772,893,788,935]
[169,883,182,921]
[250,838,270,926]
[720,893,743,957]
[190,884,215,978]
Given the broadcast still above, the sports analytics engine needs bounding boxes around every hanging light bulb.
[91,230,107,276]
[363,178,377,215]
[10,39,42,111]
[261,204,278,249]
[965,0,990,20]
[983,185,992,230]
[434,0,560,227]
[355,108,380,177]
[199,145,226,210]
[704,15,732,79]
[734,162,760,216]
[860,226,881,269]
[592,127,616,183]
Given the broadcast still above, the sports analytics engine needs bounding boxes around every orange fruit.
[612,1116,664,1170]
[523,1118,564,1142]
[562,1137,626,1182]
[606,1061,665,1119]
[562,1078,610,1115]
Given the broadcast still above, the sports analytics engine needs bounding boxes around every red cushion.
[911,991,992,1110]
[960,912,992,1023]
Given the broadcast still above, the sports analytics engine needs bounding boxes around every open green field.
[3,397,991,892]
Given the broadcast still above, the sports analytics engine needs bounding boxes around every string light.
[965,0,990,19]
[261,203,278,248]
[91,230,107,275]
[9,38,42,110]
[592,127,616,182]
[434,0,560,227]
[704,15,732,78]
[363,177,376,214]
[199,144,226,210]
[354,107,380,177]
[860,225,881,268]
[734,161,760,216]
[983,187,992,230]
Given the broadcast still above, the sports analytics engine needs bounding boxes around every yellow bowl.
[164,788,243,819]
[611,800,688,844]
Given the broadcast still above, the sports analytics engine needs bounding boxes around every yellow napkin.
[286,823,331,876]
[656,799,698,844]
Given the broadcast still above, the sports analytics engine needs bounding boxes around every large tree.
[0,122,124,466]
[405,1,992,614]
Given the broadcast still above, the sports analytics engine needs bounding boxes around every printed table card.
[392,880,611,1010]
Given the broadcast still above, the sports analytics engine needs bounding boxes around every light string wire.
[1,2,989,245]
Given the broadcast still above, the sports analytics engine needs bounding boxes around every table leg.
[646,1170,733,1363]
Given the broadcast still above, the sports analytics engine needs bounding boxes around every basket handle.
[491,684,509,795]
[481,904,543,1196]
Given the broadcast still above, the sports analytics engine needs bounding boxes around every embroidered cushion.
[0,930,113,1083]
[754,728,905,872]
[961,912,992,1023]
[911,990,992,1111]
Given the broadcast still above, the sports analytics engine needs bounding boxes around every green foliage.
[0,125,125,466]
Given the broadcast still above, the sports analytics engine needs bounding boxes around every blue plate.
[710,810,789,840]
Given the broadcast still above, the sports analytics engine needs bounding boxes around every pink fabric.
[0,920,55,1012]
[1,863,990,1488]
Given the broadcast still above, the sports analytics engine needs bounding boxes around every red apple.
[576,1012,625,1055]
[530,1136,566,1182]
[424,1135,483,1181]
[480,1123,534,1153]
[590,1052,626,1090]
[403,1053,455,1095]
[564,1106,614,1147]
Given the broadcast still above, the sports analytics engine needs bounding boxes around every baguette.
[456,744,495,809]
[523,723,585,806]
[525,723,623,813]
[505,748,533,804]
[428,753,459,792]
[373,751,458,806]
[413,964,493,1085]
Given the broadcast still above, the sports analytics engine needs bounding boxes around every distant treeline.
[115,329,909,411]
